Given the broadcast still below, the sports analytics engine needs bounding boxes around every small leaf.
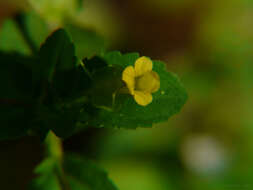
[29,158,61,190]
[38,29,92,101]
[64,154,118,190]
[30,154,118,190]
[38,28,76,82]
[36,29,91,138]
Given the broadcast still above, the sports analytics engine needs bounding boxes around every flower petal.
[134,56,153,77]
[149,71,160,93]
[134,91,153,106]
[122,66,135,95]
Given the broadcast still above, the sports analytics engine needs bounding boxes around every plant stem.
[45,131,63,160]
[14,13,37,54]
[79,59,93,79]
[45,131,71,190]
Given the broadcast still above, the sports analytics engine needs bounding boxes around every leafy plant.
[0,6,187,190]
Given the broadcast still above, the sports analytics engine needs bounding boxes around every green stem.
[14,13,37,54]
[45,131,71,190]
[79,59,93,79]
[45,131,63,160]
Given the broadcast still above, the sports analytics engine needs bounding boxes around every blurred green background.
[1,0,253,189]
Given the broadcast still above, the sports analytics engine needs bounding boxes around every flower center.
[135,71,159,93]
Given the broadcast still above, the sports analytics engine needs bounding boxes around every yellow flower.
[122,56,160,106]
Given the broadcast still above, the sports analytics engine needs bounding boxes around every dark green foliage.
[0,6,190,190]
[35,29,91,138]
[0,52,37,139]
[0,29,91,139]
[37,29,77,82]
[29,158,61,190]
[0,27,187,139]
[0,104,34,140]
[0,52,35,99]
[30,154,118,190]
[88,66,124,108]
[64,154,118,190]
[36,105,80,139]
[52,65,91,101]
[82,56,108,74]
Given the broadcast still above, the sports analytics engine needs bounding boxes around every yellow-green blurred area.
[1,0,253,189]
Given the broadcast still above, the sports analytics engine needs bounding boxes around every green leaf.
[89,66,124,108]
[29,158,61,190]
[38,28,76,82]
[38,28,92,101]
[64,154,118,190]
[37,29,91,138]
[30,154,118,190]
[80,51,187,129]
[65,24,106,59]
